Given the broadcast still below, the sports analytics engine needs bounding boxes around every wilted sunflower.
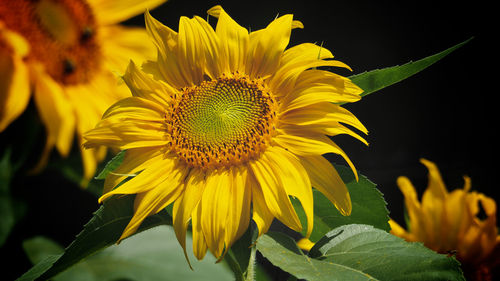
[390,159,500,280]
[84,5,367,261]
[0,0,165,182]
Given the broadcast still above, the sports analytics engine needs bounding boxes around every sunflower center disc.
[169,74,277,169]
[0,0,100,85]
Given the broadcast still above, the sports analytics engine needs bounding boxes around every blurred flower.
[84,5,367,262]
[0,0,165,182]
[389,159,500,280]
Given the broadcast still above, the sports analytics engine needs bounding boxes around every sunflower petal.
[246,14,293,78]
[172,169,206,267]
[200,169,231,259]
[208,5,249,74]
[299,155,351,216]
[89,0,166,26]
[250,154,302,232]
[119,164,187,241]
[265,147,314,237]
[0,43,30,132]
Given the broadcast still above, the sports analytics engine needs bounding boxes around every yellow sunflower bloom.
[0,0,165,182]
[83,5,367,261]
[389,159,500,280]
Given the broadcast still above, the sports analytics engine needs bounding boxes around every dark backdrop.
[3,1,494,280]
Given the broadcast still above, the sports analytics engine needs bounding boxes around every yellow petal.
[119,163,187,241]
[88,0,166,26]
[103,147,163,194]
[32,66,75,158]
[297,238,315,252]
[246,14,293,78]
[420,158,448,199]
[0,42,30,132]
[388,219,412,240]
[83,97,168,150]
[191,202,208,260]
[99,155,177,202]
[208,5,249,74]
[250,174,275,237]
[200,169,231,259]
[299,155,352,216]
[100,26,156,73]
[249,154,302,232]
[224,166,251,249]
[172,169,206,267]
[280,102,368,134]
[275,131,358,181]
[269,43,334,93]
[122,61,174,107]
[265,146,314,237]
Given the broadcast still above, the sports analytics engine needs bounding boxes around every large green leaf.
[294,164,389,242]
[21,226,232,281]
[349,37,472,99]
[17,195,172,281]
[257,225,465,281]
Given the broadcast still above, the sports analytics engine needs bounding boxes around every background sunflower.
[1,0,494,280]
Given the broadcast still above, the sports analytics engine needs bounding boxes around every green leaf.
[293,164,389,242]
[21,226,233,281]
[349,37,472,99]
[257,225,465,281]
[224,223,259,281]
[0,148,26,246]
[94,150,126,180]
[17,195,172,281]
[257,231,377,281]
[23,237,65,264]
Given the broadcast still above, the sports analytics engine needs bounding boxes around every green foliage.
[348,37,472,99]
[294,164,389,241]
[257,225,465,281]
[21,226,233,281]
[17,195,172,281]
[94,150,126,180]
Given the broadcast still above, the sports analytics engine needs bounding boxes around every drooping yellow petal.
[265,146,314,237]
[99,155,178,202]
[172,169,206,267]
[0,38,30,132]
[32,65,75,159]
[250,174,275,237]
[200,168,231,259]
[191,201,208,260]
[119,163,187,241]
[224,166,251,249]
[250,154,302,232]
[299,155,352,216]
[280,101,368,134]
[88,0,166,26]
[275,131,358,181]
[103,147,164,194]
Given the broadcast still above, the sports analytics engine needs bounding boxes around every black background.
[2,0,495,280]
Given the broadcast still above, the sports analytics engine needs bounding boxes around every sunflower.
[83,5,367,261]
[0,0,165,182]
[389,159,500,280]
